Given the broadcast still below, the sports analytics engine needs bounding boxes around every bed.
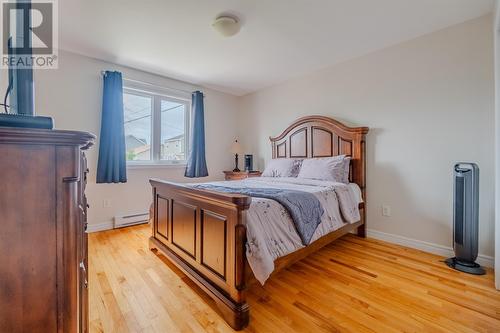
[149,115,369,330]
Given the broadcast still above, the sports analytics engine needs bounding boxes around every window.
[123,92,152,162]
[123,86,190,166]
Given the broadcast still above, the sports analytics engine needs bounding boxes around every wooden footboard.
[148,179,252,330]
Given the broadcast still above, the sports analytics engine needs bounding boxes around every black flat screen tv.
[0,17,52,129]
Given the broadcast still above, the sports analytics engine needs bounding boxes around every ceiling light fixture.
[212,15,240,37]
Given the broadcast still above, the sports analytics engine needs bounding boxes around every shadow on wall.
[366,128,452,245]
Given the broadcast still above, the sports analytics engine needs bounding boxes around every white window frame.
[123,85,191,168]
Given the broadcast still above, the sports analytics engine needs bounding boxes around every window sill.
[127,163,187,170]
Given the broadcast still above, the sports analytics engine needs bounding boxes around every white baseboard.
[86,221,114,233]
[367,229,494,268]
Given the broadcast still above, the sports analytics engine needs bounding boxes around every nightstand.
[223,171,262,181]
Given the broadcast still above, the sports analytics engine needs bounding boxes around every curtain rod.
[100,70,201,95]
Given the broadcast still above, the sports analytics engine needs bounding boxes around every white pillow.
[262,158,303,177]
[297,155,348,183]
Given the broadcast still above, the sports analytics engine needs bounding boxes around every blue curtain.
[185,91,208,178]
[96,71,127,183]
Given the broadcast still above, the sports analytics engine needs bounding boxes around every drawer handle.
[80,262,88,289]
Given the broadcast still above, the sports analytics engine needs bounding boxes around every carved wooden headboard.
[269,115,369,196]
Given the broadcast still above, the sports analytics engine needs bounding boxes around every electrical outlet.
[382,205,391,217]
[103,199,111,208]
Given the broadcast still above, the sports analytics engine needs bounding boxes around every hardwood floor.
[89,225,500,333]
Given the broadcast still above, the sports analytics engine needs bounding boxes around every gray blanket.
[191,184,324,245]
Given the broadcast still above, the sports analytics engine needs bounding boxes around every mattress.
[194,177,362,285]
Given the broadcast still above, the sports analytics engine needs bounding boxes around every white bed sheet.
[196,177,362,284]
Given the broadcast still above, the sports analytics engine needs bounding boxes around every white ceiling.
[60,0,494,96]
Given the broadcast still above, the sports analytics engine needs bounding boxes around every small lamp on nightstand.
[230,139,242,172]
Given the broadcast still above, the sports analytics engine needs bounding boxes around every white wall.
[0,50,240,228]
[494,0,500,287]
[240,15,495,257]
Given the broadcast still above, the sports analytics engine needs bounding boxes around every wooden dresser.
[223,170,262,180]
[0,127,95,333]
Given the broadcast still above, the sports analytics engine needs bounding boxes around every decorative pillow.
[297,155,348,183]
[262,158,303,177]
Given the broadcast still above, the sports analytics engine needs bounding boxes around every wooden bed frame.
[149,115,369,330]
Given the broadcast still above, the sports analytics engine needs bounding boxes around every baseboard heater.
[114,212,149,228]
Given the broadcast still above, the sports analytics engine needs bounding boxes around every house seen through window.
[123,87,190,165]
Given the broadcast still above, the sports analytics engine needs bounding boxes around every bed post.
[355,131,368,238]
[357,205,366,238]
